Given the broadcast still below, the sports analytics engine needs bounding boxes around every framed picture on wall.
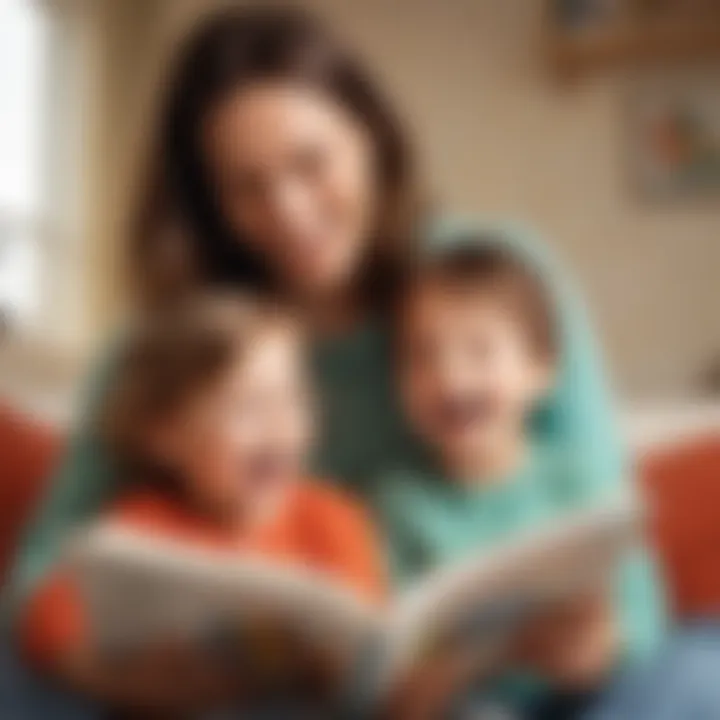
[552,0,626,30]
[627,74,720,200]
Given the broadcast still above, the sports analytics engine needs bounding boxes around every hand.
[511,593,619,689]
[388,648,498,720]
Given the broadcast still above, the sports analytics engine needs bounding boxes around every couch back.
[1,402,720,618]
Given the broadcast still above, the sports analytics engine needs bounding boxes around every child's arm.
[388,645,510,720]
[388,651,480,720]
[511,591,619,688]
[20,561,242,713]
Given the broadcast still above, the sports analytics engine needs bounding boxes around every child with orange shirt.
[20,295,384,717]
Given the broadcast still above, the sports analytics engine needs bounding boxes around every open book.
[65,495,641,700]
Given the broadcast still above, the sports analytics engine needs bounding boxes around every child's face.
[399,280,553,467]
[154,325,312,519]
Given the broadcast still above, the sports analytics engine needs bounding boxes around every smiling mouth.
[435,396,495,432]
[244,451,294,487]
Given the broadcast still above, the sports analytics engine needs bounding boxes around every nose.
[266,176,319,242]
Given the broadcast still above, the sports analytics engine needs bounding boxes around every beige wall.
[83,0,167,338]
[99,0,720,398]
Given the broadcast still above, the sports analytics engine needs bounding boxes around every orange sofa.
[640,435,720,618]
[1,401,720,618]
[0,404,61,585]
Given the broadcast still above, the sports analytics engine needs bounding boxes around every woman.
[10,4,620,616]
[4,6,672,719]
[14,6,421,606]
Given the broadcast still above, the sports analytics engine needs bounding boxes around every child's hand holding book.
[510,592,620,689]
[388,646,505,720]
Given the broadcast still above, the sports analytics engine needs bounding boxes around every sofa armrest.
[640,434,720,619]
[0,403,62,584]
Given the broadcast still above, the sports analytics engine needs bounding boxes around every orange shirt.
[22,481,385,670]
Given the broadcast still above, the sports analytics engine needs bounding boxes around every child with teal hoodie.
[379,228,666,719]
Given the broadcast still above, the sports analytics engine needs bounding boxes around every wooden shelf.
[548,18,720,78]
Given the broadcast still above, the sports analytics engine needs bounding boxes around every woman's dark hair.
[131,5,422,311]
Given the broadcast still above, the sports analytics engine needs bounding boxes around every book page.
[65,524,383,693]
[378,495,641,690]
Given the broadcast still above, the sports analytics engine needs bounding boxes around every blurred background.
[1,0,719,434]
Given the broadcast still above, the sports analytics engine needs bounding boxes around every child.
[20,294,385,717]
[379,241,665,719]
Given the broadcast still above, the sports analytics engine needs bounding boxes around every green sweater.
[4,218,641,628]
[376,445,666,674]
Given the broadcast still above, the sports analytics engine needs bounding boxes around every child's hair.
[102,293,296,476]
[400,239,558,359]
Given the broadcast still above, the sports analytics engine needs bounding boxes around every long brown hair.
[131,5,422,311]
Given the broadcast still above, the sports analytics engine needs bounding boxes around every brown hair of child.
[399,240,558,360]
[102,293,298,480]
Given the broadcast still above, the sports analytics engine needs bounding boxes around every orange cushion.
[640,434,720,618]
[0,403,61,583]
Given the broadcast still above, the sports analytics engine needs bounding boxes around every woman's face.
[202,82,378,301]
